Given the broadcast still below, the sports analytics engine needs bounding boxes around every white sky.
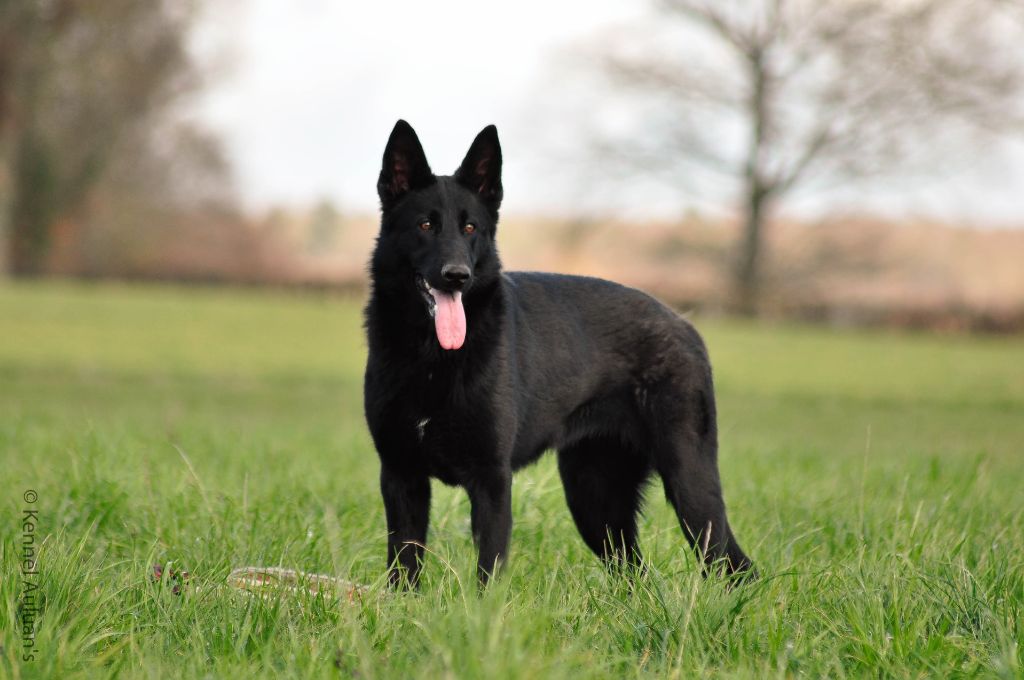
[194,0,1024,224]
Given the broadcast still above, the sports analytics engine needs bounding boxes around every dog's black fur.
[364,120,754,586]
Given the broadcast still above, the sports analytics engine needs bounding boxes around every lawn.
[2,281,1023,679]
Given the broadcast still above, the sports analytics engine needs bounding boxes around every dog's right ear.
[377,120,434,208]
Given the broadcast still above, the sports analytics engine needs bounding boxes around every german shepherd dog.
[364,121,754,587]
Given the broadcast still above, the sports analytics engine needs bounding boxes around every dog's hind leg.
[557,435,651,570]
[652,391,755,579]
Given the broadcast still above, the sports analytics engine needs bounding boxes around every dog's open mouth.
[416,275,466,350]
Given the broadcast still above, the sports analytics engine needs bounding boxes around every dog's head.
[373,120,503,351]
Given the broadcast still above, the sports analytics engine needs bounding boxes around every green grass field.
[2,281,1023,679]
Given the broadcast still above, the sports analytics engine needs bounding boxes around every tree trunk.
[735,181,769,316]
[733,46,773,316]
[0,137,10,277]
[0,26,16,277]
[8,132,57,277]
[2,3,80,277]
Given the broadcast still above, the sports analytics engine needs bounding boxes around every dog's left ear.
[455,125,503,215]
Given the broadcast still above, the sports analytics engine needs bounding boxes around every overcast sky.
[194,1,1024,224]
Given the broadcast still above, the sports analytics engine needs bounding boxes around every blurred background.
[5,5,1024,674]
[2,0,1023,329]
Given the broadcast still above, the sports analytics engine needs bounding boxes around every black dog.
[364,120,754,587]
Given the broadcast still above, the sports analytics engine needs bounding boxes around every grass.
[2,280,1023,679]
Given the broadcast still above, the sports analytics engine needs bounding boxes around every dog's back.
[498,272,711,457]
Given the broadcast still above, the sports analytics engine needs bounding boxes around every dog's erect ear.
[455,125,503,214]
[378,120,434,207]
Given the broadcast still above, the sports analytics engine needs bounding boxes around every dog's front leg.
[467,468,512,586]
[380,464,431,589]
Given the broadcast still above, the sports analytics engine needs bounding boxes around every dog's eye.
[463,223,476,235]
[418,221,431,231]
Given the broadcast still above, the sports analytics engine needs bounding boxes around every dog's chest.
[407,375,493,485]
[409,411,475,485]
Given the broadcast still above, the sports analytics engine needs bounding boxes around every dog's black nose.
[441,264,471,285]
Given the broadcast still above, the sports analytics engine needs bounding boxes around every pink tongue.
[430,289,466,350]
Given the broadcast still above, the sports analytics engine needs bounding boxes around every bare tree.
[586,0,1024,313]
[0,0,231,276]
